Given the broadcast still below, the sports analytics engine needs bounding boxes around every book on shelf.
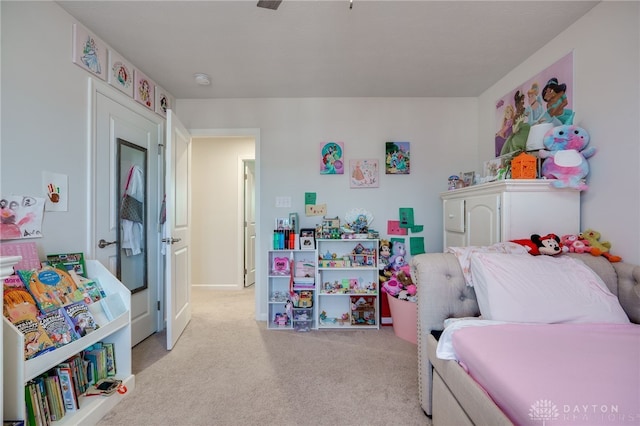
[17,266,80,313]
[56,366,79,412]
[33,376,52,425]
[45,252,87,278]
[104,342,117,376]
[38,308,80,347]
[25,382,40,426]
[4,287,56,359]
[63,301,99,337]
[44,375,65,421]
[84,342,108,383]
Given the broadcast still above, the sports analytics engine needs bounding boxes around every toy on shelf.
[538,124,596,190]
[579,229,622,262]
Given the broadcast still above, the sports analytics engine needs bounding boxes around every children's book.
[3,287,56,359]
[18,266,80,313]
[46,252,87,278]
[103,342,117,376]
[13,317,56,360]
[63,302,99,337]
[56,366,78,412]
[38,308,79,347]
[33,376,52,425]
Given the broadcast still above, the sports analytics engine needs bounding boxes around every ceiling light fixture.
[257,1,282,10]
[194,73,211,86]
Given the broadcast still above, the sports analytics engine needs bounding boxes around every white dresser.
[441,179,580,248]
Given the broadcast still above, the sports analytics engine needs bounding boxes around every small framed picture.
[483,154,513,181]
[275,217,289,230]
[299,228,316,250]
[288,213,299,234]
[460,171,476,187]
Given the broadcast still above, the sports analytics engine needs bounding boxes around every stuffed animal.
[580,229,622,262]
[560,234,594,255]
[538,124,596,190]
[388,241,407,271]
[511,233,563,256]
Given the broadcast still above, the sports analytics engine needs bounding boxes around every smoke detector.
[194,73,211,86]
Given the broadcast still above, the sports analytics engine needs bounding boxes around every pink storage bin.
[387,295,417,344]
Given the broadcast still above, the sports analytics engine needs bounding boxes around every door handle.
[98,239,117,248]
[161,237,182,244]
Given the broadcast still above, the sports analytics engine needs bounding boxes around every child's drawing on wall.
[0,196,45,240]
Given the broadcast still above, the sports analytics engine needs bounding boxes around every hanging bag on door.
[120,166,143,223]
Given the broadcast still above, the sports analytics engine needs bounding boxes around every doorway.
[190,132,257,295]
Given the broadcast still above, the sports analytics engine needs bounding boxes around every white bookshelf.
[3,260,134,425]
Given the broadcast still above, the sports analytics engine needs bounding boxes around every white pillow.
[470,253,630,324]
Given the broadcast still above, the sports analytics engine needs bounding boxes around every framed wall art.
[155,86,173,118]
[385,142,410,174]
[350,159,379,188]
[107,50,134,97]
[134,69,155,110]
[72,24,107,81]
[320,141,344,175]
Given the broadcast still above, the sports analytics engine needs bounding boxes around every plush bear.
[538,124,596,190]
[511,233,563,256]
[560,234,594,255]
[388,241,407,271]
[580,229,622,262]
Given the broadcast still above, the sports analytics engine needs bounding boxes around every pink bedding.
[452,323,640,425]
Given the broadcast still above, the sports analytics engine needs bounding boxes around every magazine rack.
[3,260,134,424]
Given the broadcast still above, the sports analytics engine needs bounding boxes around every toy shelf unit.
[3,260,134,425]
[316,239,379,329]
[267,249,317,330]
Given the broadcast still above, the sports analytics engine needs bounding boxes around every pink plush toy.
[560,234,593,254]
[539,124,596,191]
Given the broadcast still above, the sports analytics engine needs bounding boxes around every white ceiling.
[56,0,599,99]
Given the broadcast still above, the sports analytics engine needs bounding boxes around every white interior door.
[244,160,256,287]
[165,110,192,350]
[93,84,160,347]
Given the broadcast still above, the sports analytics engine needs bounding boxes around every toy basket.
[387,296,417,344]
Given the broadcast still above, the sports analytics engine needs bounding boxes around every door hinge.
[158,144,164,155]
[157,301,161,311]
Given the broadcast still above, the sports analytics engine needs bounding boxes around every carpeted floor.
[97,287,430,425]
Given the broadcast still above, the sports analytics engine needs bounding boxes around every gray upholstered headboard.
[410,252,640,333]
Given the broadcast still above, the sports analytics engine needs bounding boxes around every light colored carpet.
[97,287,430,426]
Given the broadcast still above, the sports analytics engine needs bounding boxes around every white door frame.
[241,157,256,288]
[189,128,261,319]
[88,78,164,340]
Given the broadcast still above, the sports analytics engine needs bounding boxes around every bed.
[410,251,640,425]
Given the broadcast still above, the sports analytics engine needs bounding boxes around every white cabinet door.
[465,194,500,246]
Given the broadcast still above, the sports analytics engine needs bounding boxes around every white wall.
[191,137,255,288]
[1,2,95,257]
[478,1,640,265]
[177,97,479,319]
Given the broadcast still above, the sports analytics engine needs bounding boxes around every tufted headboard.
[411,252,640,332]
[410,252,640,416]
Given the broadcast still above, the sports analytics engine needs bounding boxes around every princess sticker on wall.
[320,142,344,175]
